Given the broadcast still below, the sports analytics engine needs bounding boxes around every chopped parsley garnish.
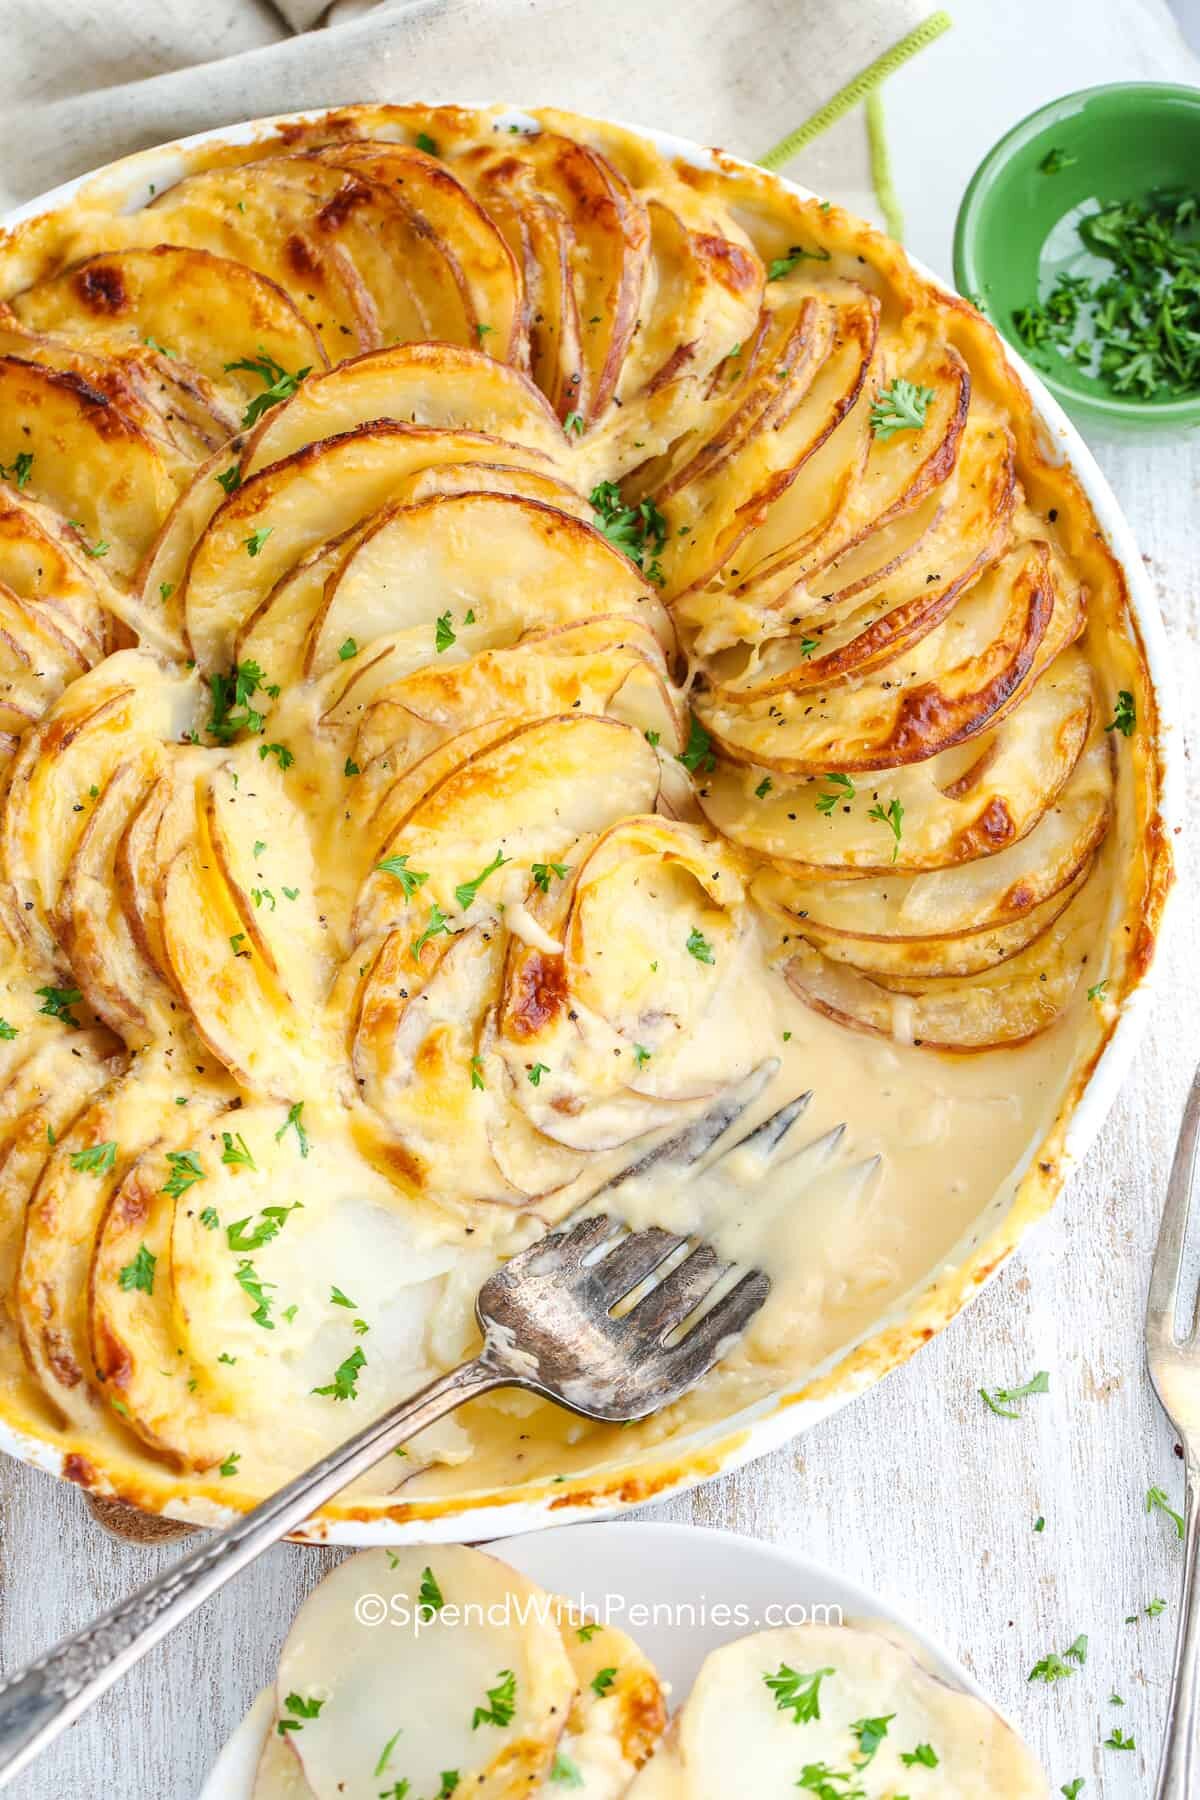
[686,927,715,964]
[849,1715,894,1765]
[230,933,249,958]
[234,1258,276,1329]
[1013,192,1200,398]
[677,713,716,775]
[766,243,831,280]
[163,1150,205,1199]
[0,1019,17,1040]
[755,776,773,799]
[374,1727,403,1775]
[564,410,585,436]
[900,1744,940,1768]
[415,132,439,155]
[37,985,82,1027]
[633,1044,651,1069]
[224,347,312,429]
[591,1666,617,1697]
[69,1140,117,1176]
[867,797,904,860]
[588,480,667,584]
[1147,1484,1185,1538]
[550,1752,583,1787]
[1147,1596,1168,1616]
[337,637,358,660]
[476,322,494,340]
[435,610,456,653]
[118,1243,156,1294]
[815,773,855,815]
[0,451,33,489]
[454,848,509,911]
[1040,147,1079,175]
[330,1285,356,1308]
[1105,1728,1135,1751]
[244,526,273,558]
[1087,980,1109,1002]
[215,464,241,495]
[869,378,934,439]
[207,660,272,742]
[1028,1651,1075,1683]
[226,1202,301,1252]
[527,1062,550,1086]
[418,1564,445,1620]
[412,902,453,961]
[980,1369,1050,1417]
[795,1768,865,1799]
[577,1621,601,1641]
[67,521,108,557]
[275,1101,310,1158]
[531,860,570,893]
[1065,1633,1088,1664]
[344,756,361,777]
[1106,689,1136,736]
[470,1055,485,1091]
[763,1663,834,1723]
[1061,1781,1085,1798]
[200,1206,220,1230]
[220,1131,256,1170]
[312,1344,366,1401]
[472,1669,517,1729]
[376,854,430,900]
[276,1692,324,1735]
[160,581,174,602]
[258,741,294,770]
[219,1450,240,1477]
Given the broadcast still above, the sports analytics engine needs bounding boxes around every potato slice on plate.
[305,491,667,678]
[270,1546,577,1800]
[539,1601,667,1797]
[627,1622,1046,1797]
[241,343,568,477]
[0,356,186,580]
[8,246,327,402]
[181,424,555,667]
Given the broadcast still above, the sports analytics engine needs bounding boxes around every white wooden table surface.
[3,4,1200,1796]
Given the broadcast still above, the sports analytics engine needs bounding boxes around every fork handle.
[0,1354,504,1791]
[1157,1461,1200,1798]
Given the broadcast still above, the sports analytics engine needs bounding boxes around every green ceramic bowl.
[954,83,1200,436]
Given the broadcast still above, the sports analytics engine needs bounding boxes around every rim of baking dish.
[0,104,1181,1543]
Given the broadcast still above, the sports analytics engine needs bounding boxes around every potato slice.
[0,652,203,966]
[55,749,176,1038]
[653,292,879,597]
[0,579,93,734]
[0,356,186,579]
[0,495,108,663]
[538,1601,667,1798]
[393,458,590,518]
[181,424,555,667]
[699,646,1093,874]
[786,879,1093,1049]
[251,1730,312,1799]
[755,723,1111,940]
[627,1621,1046,1797]
[497,817,756,1145]
[114,747,216,989]
[305,490,668,679]
[17,1059,229,1436]
[353,618,682,774]
[459,131,650,424]
[275,1546,577,1800]
[354,713,660,939]
[167,1098,465,1473]
[8,246,327,403]
[315,144,524,361]
[242,343,569,477]
[695,542,1059,776]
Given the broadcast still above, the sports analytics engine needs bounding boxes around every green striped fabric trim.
[866,90,905,242]
[757,10,952,173]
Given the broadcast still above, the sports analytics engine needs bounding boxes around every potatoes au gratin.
[227,1545,1049,1797]
[0,104,1168,1521]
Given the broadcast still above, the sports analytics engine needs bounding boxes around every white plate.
[0,105,1181,1544]
[199,1519,993,1798]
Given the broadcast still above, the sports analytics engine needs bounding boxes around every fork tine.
[535,1214,623,1270]
[589,1228,688,1305]
[604,1059,779,1194]
[716,1091,812,1166]
[622,1243,728,1340]
[667,1269,772,1379]
[1148,1064,1200,1350]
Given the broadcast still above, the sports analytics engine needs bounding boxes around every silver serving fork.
[1147,1063,1200,1799]
[0,1061,801,1788]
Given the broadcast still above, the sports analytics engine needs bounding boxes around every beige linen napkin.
[0,0,949,215]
